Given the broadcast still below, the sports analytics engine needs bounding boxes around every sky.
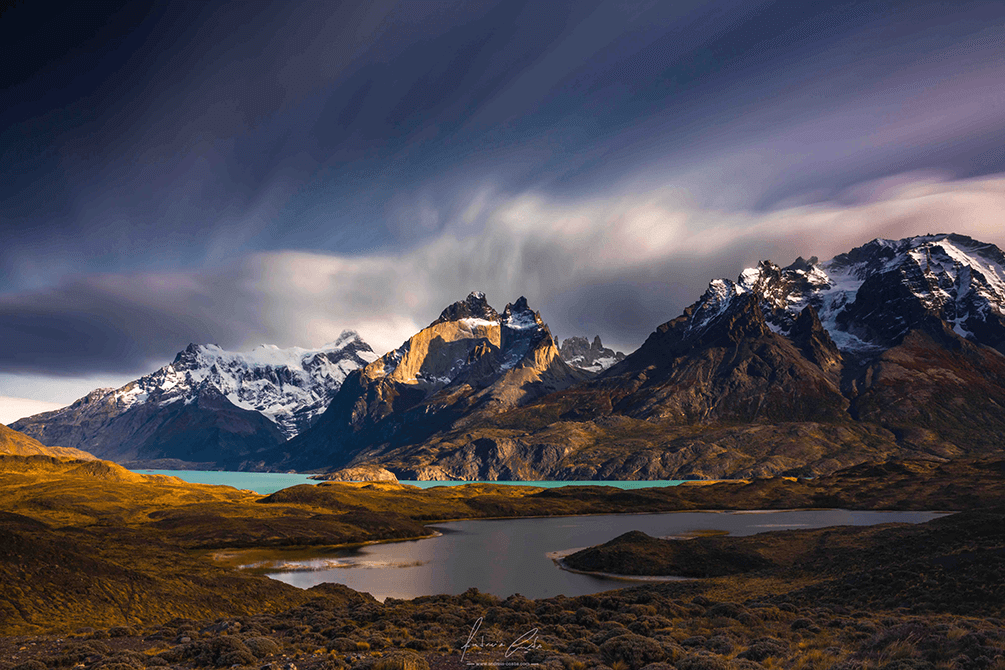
[3,0,1005,421]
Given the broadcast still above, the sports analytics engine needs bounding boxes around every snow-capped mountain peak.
[688,233,1005,354]
[111,330,377,438]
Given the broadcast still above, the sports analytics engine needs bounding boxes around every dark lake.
[261,509,945,601]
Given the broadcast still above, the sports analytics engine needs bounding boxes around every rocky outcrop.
[559,335,626,372]
[312,466,399,483]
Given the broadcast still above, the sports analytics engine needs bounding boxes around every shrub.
[737,637,788,662]
[577,607,600,626]
[11,661,47,670]
[95,651,148,669]
[245,636,281,658]
[706,636,734,655]
[628,620,652,636]
[881,639,921,662]
[564,639,600,655]
[159,637,255,667]
[660,643,685,664]
[876,660,933,670]
[328,638,359,652]
[676,654,732,670]
[372,650,429,670]
[405,639,433,651]
[708,603,745,620]
[107,626,135,638]
[600,634,666,670]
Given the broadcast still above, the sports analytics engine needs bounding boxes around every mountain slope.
[12,331,376,467]
[338,234,1005,480]
[263,293,588,472]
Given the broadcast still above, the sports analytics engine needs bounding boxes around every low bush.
[737,637,788,662]
[245,636,281,657]
[600,633,666,670]
[372,650,429,670]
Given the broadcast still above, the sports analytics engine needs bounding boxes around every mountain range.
[9,310,615,469]
[11,331,377,468]
[252,292,590,474]
[274,233,1005,479]
[12,233,1005,478]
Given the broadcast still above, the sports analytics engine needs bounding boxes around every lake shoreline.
[261,509,945,600]
[5,506,996,670]
[130,468,709,495]
[218,508,954,575]
[547,546,697,582]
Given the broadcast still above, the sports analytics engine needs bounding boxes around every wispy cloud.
[3,170,1004,384]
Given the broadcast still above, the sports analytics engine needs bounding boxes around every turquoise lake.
[130,470,689,495]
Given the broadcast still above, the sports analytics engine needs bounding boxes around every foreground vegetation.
[1,454,1003,669]
[2,534,1003,670]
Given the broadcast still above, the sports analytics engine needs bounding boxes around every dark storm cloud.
[0,268,262,375]
[6,0,1005,290]
[4,0,1005,387]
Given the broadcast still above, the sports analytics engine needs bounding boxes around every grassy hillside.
[0,423,95,460]
[0,456,426,634]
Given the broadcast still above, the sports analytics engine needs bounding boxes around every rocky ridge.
[559,335,626,372]
[722,233,1005,354]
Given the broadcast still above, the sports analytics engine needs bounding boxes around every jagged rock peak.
[785,256,819,272]
[320,329,369,350]
[434,291,500,325]
[502,296,543,330]
[559,335,627,372]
